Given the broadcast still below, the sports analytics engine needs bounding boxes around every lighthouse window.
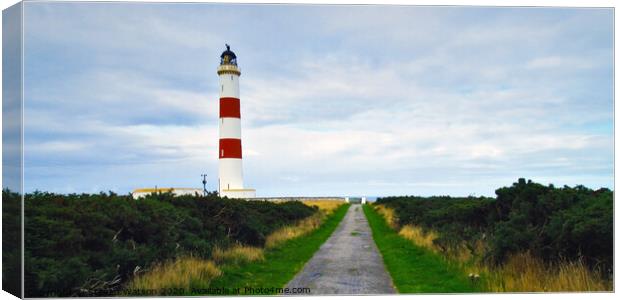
[221,149,224,156]
[231,75,233,80]
[221,85,223,92]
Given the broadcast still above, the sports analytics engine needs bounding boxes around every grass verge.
[203,203,351,295]
[373,204,611,292]
[363,204,478,293]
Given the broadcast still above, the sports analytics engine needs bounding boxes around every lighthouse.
[217,45,256,199]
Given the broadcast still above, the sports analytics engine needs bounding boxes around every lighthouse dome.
[220,44,237,65]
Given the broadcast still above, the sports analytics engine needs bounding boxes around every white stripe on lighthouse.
[219,118,241,139]
[219,159,244,190]
[220,74,240,98]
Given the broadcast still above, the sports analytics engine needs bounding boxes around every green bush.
[2,189,22,297]
[14,190,316,297]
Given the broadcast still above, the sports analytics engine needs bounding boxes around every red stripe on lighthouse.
[220,97,241,118]
[219,138,242,159]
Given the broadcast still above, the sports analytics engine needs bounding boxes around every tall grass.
[482,252,612,292]
[374,204,398,229]
[400,224,481,263]
[302,200,344,214]
[372,204,612,292]
[398,225,440,252]
[264,200,344,249]
[212,244,265,264]
[376,205,472,262]
[125,256,221,293]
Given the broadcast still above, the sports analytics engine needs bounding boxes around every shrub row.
[376,179,613,275]
[3,190,317,297]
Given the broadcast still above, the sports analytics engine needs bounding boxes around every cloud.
[21,3,613,196]
[526,56,595,70]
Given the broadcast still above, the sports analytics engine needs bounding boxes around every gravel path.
[285,204,396,295]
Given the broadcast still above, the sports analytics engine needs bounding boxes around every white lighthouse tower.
[217,44,256,199]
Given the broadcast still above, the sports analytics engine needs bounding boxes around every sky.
[19,2,613,197]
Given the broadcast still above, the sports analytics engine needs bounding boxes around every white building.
[131,188,203,199]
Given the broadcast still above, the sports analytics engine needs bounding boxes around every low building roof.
[132,187,201,193]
